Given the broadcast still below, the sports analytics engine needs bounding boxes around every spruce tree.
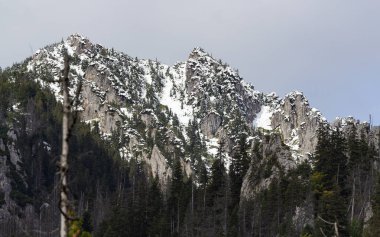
[230,133,249,203]
[364,175,380,237]
[312,127,349,237]
[169,158,184,236]
[147,176,165,236]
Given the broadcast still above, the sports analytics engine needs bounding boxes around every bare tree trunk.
[191,179,194,237]
[203,188,206,213]
[191,181,194,218]
[177,200,180,234]
[60,53,70,237]
[351,175,355,222]
[224,185,227,234]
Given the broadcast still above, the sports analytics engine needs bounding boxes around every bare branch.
[317,215,340,237]
[317,215,336,226]
[319,227,328,237]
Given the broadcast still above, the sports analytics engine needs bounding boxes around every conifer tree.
[312,126,349,237]
[230,133,249,203]
[147,176,164,236]
[364,175,380,236]
[170,158,184,235]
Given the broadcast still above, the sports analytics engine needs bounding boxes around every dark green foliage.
[229,133,250,236]
[208,156,226,204]
[8,160,32,207]
[364,175,380,237]
[82,210,94,233]
[99,208,129,237]
[146,177,166,236]
[230,134,250,192]
[0,64,126,235]
[244,162,312,237]
[167,157,192,236]
[310,124,378,237]
[186,119,208,181]
[0,191,5,206]
[149,60,164,94]
[1,59,379,237]
[349,219,363,237]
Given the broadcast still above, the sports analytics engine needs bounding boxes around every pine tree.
[347,125,360,171]
[208,139,226,202]
[169,158,184,236]
[147,176,165,236]
[82,211,93,233]
[364,175,380,237]
[230,133,249,203]
[228,133,250,236]
[312,126,349,237]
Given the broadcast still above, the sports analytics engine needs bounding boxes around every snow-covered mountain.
[1,34,379,236]
[25,34,332,181]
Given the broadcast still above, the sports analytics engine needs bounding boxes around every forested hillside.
[0,35,379,236]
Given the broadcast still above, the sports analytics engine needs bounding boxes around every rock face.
[241,133,295,200]
[81,66,123,135]
[25,34,379,197]
[27,36,271,185]
[1,34,380,237]
[146,145,172,189]
[200,112,222,137]
[271,92,326,162]
[0,138,12,220]
[0,129,35,234]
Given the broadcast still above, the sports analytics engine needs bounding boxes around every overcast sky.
[1,0,379,124]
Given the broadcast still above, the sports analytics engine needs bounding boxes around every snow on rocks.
[25,34,334,176]
[253,106,274,130]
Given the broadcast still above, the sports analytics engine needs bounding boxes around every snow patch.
[159,64,193,126]
[253,106,273,130]
[206,138,219,156]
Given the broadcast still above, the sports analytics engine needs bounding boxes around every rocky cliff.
[1,34,378,236]
[25,35,334,182]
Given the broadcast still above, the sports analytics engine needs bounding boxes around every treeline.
[96,132,250,237]
[241,125,380,237]
[311,126,379,237]
[1,63,380,237]
[0,64,125,236]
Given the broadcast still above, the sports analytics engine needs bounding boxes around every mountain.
[26,34,327,173]
[0,34,379,236]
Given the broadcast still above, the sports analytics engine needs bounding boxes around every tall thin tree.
[56,50,82,237]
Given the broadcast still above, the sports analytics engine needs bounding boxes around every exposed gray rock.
[271,92,323,161]
[145,145,172,190]
[292,199,314,233]
[81,67,123,135]
[0,139,5,152]
[200,112,222,137]
[241,133,296,200]
[6,130,22,171]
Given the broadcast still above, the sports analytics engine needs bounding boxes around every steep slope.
[26,34,327,180]
[0,70,124,236]
[1,34,379,236]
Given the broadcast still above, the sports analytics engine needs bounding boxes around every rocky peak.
[188,47,208,59]
[269,91,327,162]
[65,33,95,55]
[26,34,372,176]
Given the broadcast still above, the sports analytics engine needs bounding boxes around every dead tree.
[59,49,70,237]
[57,50,82,237]
[318,215,340,237]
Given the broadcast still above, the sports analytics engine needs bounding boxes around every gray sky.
[1,0,379,124]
